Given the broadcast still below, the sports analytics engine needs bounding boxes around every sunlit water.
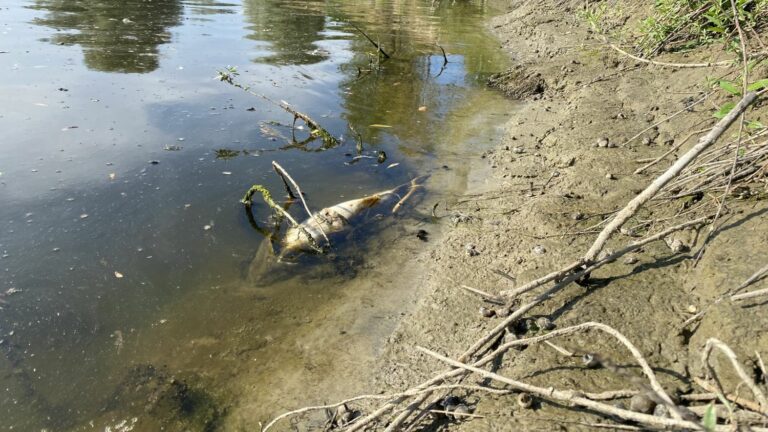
[0,0,512,429]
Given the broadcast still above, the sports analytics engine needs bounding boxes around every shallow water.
[0,0,512,429]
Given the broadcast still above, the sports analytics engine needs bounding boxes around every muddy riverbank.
[292,0,768,430]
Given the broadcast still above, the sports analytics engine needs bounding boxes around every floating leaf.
[114,271,124,279]
[369,124,392,128]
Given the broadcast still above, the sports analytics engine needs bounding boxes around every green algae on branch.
[216,66,340,150]
[241,184,324,254]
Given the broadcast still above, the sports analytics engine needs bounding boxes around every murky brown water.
[0,0,513,429]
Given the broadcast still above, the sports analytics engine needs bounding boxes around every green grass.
[637,0,768,55]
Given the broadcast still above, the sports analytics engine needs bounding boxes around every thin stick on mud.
[694,377,768,416]
[271,161,331,246]
[692,5,751,267]
[621,91,712,147]
[503,216,710,299]
[583,91,758,263]
[607,42,733,68]
[350,23,391,59]
[731,287,768,302]
[417,346,706,431]
[701,338,768,411]
[681,262,768,327]
[448,278,504,303]
[261,384,509,431]
[634,127,712,174]
[733,263,768,295]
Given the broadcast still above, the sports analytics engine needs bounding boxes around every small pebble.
[451,404,471,419]
[535,316,555,331]
[533,245,546,255]
[512,146,525,154]
[582,353,601,369]
[496,306,513,318]
[571,212,585,221]
[517,392,534,409]
[596,137,609,148]
[665,238,687,253]
[480,307,496,318]
[642,136,652,145]
[623,255,639,265]
[653,403,669,418]
[687,305,698,314]
[465,244,479,257]
[416,230,429,241]
[606,173,616,180]
[629,393,656,414]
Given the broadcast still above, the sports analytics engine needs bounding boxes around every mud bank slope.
[368,0,768,430]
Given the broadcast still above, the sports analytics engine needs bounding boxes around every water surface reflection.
[0,0,512,429]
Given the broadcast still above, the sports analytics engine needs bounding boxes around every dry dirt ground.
[360,0,768,431]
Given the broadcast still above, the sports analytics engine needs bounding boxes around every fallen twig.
[272,161,331,246]
[621,92,713,148]
[584,91,759,263]
[418,346,705,430]
[700,338,768,412]
[608,42,733,68]
[350,23,391,59]
[634,127,712,174]
[731,287,768,302]
[694,377,768,416]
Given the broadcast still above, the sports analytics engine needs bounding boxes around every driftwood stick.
[494,322,680,416]
[392,178,421,214]
[500,260,582,298]
[733,263,768,295]
[272,165,297,200]
[700,338,768,411]
[217,71,339,147]
[350,23,391,58]
[607,42,733,68]
[731,287,768,302]
[544,340,575,357]
[449,278,505,303]
[271,161,331,246]
[584,91,758,263]
[417,346,706,430]
[427,409,483,419]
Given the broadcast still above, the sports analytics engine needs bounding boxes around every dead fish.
[280,177,423,259]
